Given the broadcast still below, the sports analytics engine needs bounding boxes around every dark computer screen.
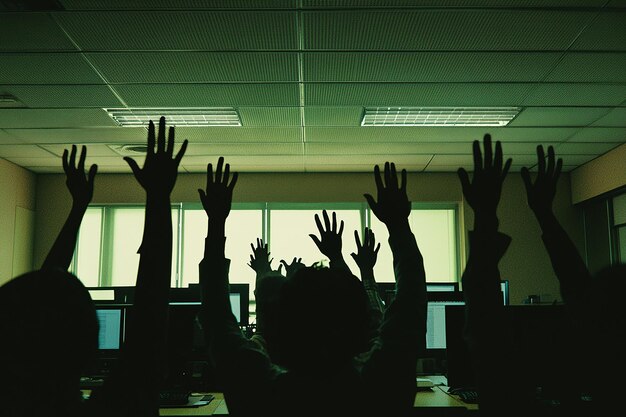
[426,300,466,350]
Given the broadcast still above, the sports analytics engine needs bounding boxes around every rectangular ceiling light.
[104,108,241,127]
[361,107,521,127]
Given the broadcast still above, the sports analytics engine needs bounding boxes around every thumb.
[457,168,471,199]
[124,157,141,178]
[88,164,98,184]
[309,234,322,249]
[521,167,532,196]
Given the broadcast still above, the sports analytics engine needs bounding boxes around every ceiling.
[0,0,624,173]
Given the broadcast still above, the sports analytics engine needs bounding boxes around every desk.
[160,393,228,416]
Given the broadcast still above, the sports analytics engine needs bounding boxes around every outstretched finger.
[483,134,493,169]
[494,141,503,171]
[537,145,546,175]
[215,157,224,183]
[384,162,391,188]
[457,168,471,199]
[69,145,77,170]
[374,242,381,255]
[310,234,322,249]
[331,211,337,233]
[62,149,69,174]
[547,146,555,175]
[354,230,362,250]
[502,158,512,179]
[472,140,483,172]
[322,210,331,232]
[554,158,563,182]
[147,120,155,155]
[521,167,533,195]
[400,169,407,192]
[157,116,166,153]
[223,162,230,185]
[166,126,175,155]
[390,162,399,189]
[314,213,324,234]
[88,164,98,184]
[124,157,141,178]
[338,220,344,236]
[78,145,87,172]
[228,171,238,191]
[373,164,383,192]
[174,139,188,166]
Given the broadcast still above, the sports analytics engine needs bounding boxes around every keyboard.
[450,388,479,404]
[159,390,191,407]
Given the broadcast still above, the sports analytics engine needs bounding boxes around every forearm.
[535,209,591,305]
[329,254,350,273]
[42,204,87,270]
[379,221,427,350]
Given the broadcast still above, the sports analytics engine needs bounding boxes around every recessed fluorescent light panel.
[361,107,521,127]
[104,108,241,127]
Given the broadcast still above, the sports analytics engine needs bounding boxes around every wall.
[571,143,626,204]
[0,158,37,285]
[34,171,584,305]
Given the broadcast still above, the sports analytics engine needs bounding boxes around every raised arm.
[309,210,350,272]
[42,145,97,270]
[361,162,427,413]
[521,145,592,307]
[351,228,384,326]
[92,117,187,415]
[458,134,513,412]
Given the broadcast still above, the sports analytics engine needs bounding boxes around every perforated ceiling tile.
[522,84,626,106]
[591,108,626,127]
[3,156,63,166]
[303,164,395,173]
[55,11,297,50]
[41,144,121,157]
[238,107,301,127]
[0,53,103,84]
[305,83,535,106]
[1,85,123,108]
[0,13,77,51]
[305,154,432,166]
[182,155,302,166]
[546,53,626,82]
[556,142,620,155]
[429,153,541,166]
[0,109,117,129]
[304,107,363,126]
[566,127,626,142]
[174,127,302,143]
[87,52,299,83]
[115,84,299,107]
[509,107,613,127]
[61,0,296,9]
[182,164,304,173]
[302,1,608,7]
[0,129,23,144]
[305,142,473,155]
[6,127,148,144]
[0,145,54,158]
[571,12,626,51]
[303,52,561,82]
[305,126,576,143]
[303,10,593,50]
[178,142,302,156]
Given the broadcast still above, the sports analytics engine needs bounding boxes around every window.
[612,193,626,263]
[268,204,364,276]
[369,205,458,283]
[72,203,459,295]
[180,205,264,290]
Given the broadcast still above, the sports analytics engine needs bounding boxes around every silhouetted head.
[0,269,98,388]
[266,267,370,375]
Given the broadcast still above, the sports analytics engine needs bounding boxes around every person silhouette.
[197,158,427,416]
[0,117,188,417]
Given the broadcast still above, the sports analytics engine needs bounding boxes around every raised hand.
[364,162,411,230]
[124,116,188,196]
[521,145,563,217]
[198,156,239,223]
[457,134,512,217]
[280,257,305,279]
[309,210,344,262]
[248,238,273,276]
[351,228,381,272]
[63,145,97,209]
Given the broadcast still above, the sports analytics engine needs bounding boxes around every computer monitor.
[228,283,249,327]
[377,281,460,306]
[95,307,124,351]
[445,304,583,402]
[426,291,465,351]
[427,282,459,292]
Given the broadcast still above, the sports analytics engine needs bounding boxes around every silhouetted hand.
[63,145,97,209]
[248,238,273,276]
[198,157,239,223]
[351,228,381,272]
[309,210,344,262]
[457,134,512,217]
[124,116,188,196]
[521,145,563,217]
[364,162,411,230]
[280,257,305,279]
